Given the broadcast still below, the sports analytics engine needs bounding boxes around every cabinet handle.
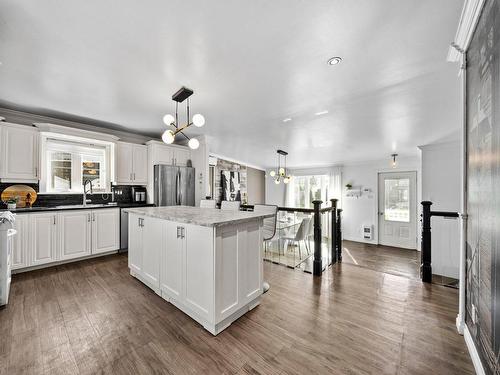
[181,227,185,239]
[133,172,136,180]
[92,213,95,222]
[35,167,38,177]
[138,218,141,227]
[87,213,90,222]
[130,173,133,181]
[53,216,56,225]
[177,226,181,238]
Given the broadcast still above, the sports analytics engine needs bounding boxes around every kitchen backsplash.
[0,183,142,208]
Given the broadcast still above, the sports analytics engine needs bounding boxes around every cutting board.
[1,185,37,207]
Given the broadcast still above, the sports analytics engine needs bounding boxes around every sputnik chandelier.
[269,149,292,184]
[162,86,205,150]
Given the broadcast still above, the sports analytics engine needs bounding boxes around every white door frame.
[377,170,418,249]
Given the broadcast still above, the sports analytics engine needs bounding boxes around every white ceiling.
[0,0,463,168]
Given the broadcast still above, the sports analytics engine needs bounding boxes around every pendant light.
[269,150,292,184]
[391,153,398,168]
[162,86,205,150]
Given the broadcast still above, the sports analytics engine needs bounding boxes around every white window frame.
[39,132,115,194]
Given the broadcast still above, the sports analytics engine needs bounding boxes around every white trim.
[209,153,265,171]
[447,0,486,62]
[34,123,120,142]
[464,324,486,375]
[145,139,189,150]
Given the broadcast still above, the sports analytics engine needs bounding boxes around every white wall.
[341,157,422,247]
[190,136,210,206]
[265,169,286,206]
[420,140,461,278]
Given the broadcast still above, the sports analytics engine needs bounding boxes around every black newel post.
[330,199,338,264]
[421,201,432,283]
[337,209,343,262]
[312,200,323,276]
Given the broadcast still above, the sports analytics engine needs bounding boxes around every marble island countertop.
[123,206,273,227]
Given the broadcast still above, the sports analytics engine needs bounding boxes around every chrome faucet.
[83,180,93,206]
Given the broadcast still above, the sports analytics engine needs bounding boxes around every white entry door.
[378,171,417,249]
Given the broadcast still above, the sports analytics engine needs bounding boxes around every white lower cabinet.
[127,213,163,292]
[160,221,184,301]
[11,214,30,270]
[12,208,120,271]
[31,213,58,266]
[59,210,92,260]
[91,209,120,254]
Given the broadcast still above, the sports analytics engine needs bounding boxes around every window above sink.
[38,132,115,194]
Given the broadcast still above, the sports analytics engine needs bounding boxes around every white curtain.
[328,166,342,207]
[284,167,342,208]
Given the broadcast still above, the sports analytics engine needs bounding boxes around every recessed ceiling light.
[315,110,328,116]
[327,57,342,66]
[283,118,292,123]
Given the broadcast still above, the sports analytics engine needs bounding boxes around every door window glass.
[384,178,410,222]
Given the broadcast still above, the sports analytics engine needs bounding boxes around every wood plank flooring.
[0,253,474,374]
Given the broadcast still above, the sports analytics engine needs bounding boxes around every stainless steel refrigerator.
[154,164,195,206]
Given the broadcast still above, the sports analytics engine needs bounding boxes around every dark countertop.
[0,202,155,214]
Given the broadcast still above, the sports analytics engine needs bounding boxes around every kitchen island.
[123,206,273,335]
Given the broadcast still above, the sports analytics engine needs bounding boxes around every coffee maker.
[131,186,147,203]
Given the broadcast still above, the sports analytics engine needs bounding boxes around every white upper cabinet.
[0,122,39,182]
[174,148,191,167]
[116,142,148,185]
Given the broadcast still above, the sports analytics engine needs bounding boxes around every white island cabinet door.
[11,214,30,270]
[60,210,91,260]
[128,213,143,274]
[141,216,163,292]
[183,224,214,322]
[92,209,120,254]
[31,213,58,266]
[160,221,184,301]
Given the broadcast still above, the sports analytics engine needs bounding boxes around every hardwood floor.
[0,253,473,374]
[341,240,420,279]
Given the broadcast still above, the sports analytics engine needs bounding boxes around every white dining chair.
[253,204,278,252]
[281,217,311,259]
[220,200,241,211]
[200,199,216,208]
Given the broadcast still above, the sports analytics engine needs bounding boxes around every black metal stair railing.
[420,201,459,283]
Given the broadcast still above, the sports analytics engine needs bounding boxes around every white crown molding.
[34,122,120,142]
[447,0,486,62]
[209,152,265,171]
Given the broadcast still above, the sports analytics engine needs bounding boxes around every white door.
[92,209,120,254]
[116,142,134,183]
[141,216,163,291]
[59,210,91,260]
[378,171,417,249]
[132,145,148,184]
[31,213,58,265]
[1,123,39,181]
[161,221,184,300]
[128,214,143,274]
[11,214,30,270]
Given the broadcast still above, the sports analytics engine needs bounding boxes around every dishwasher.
[120,209,129,251]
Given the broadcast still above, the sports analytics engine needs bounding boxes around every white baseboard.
[463,324,486,375]
[456,314,465,335]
